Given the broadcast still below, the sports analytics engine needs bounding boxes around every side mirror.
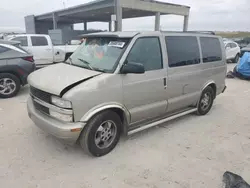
[121,62,145,74]
[226,47,230,51]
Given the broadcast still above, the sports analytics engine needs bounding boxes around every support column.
[52,13,58,29]
[115,0,122,31]
[183,15,189,31]
[25,15,36,34]
[84,21,87,31]
[155,12,160,31]
[108,21,112,31]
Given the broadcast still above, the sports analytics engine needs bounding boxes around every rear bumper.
[27,97,85,144]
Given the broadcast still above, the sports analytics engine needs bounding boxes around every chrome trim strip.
[31,94,73,115]
[128,108,197,135]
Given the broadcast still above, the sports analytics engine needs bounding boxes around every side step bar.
[128,108,197,135]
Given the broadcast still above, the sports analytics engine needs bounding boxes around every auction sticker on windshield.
[108,41,125,48]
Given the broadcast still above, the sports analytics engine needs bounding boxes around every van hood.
[28,63,102,96]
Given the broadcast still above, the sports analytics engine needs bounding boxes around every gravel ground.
[1,64,250,188]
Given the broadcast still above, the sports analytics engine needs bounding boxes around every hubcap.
[0,78,16,95]
[200,93,211,111]
[94,120,117,149]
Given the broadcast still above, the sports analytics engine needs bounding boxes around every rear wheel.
[196,86,214,115]
[79,110,122,157]
[0,73,20,98]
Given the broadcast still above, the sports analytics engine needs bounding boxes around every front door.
[122,37,167,125]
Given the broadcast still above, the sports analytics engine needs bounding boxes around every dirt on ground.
[1,64,250,188]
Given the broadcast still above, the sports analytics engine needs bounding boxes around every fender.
[201,80,216,91]
[80,102,131,124]
[196,80,216,108]
[196,80,216,107]
[0,64,24,84]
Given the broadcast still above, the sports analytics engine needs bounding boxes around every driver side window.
[127,37,163,71]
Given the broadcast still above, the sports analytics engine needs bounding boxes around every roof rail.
[160,31,216,35]
[184,31,216,35]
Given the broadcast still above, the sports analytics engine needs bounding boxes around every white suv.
[224,41,241,63]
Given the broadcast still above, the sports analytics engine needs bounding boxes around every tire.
[233,53,240,63]
[0,73,20,98]
[79,110,122,157]
[196,86,214,116]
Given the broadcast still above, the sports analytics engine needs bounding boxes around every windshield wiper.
[78,58,94,70]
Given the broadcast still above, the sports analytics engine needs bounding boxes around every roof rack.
[161,31,215,35]
[184,31,216,35]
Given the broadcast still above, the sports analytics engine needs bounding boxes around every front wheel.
[196,86,214,115]
[79,110,122,157]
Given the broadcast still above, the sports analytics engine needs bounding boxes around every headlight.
[49,109,73,122]
[51,96,72,109]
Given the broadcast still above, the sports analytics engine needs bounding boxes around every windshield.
[67,37,130,73]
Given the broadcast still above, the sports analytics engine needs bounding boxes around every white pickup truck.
[8,34,79,66]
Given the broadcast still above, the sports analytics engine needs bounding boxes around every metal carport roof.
[33,0,191,31]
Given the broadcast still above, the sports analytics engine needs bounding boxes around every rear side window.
[165,36,200,68]
[31,36,48,46]
[11,36,28,46]
[127,37,162,71]
[230,43,237,48]
[225,43,231,49]
[200,37,222,63]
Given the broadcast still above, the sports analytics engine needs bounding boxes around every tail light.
[22,56,34,62]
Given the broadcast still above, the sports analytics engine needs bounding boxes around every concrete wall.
[48,29,84,45]
[25,15,36,34]
[25,19,73,34]
[35,21,53,34]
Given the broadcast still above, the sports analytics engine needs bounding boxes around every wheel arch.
[0,71,22,85]
[80,103,131,135]
[201,81,217,99]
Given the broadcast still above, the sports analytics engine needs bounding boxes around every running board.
[128,108,197,135]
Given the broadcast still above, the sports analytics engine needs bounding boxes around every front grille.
[33,100,50,115]
[30,86,51,103]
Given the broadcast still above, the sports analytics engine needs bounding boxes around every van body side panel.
[122,70,168,124]
[166,65,202,112]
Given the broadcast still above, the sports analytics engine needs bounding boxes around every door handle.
[163,78,167,89]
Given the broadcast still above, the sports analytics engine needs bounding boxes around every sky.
[0,0,249,32]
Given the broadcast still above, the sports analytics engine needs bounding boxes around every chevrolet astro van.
[27,31,227,157]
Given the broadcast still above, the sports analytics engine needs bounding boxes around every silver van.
[27,31,227,157]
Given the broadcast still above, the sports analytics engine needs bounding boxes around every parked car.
[8,34,78,67]
[224,41,241,63]
[0,40,35,98]
[27,31,227,157]
[240,44,250,57]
